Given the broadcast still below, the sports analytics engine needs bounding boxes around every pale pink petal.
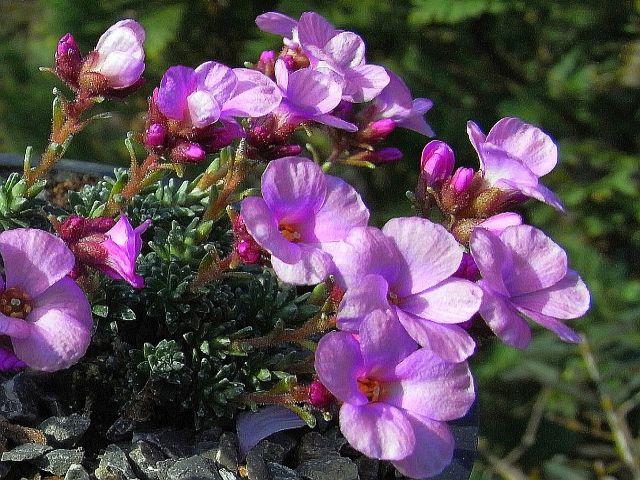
[516,307,582,343]
[478,212,523,236]
[395,309,476,362]
[359,309,417,380]
[0,228,75,298]
[481,145,539,188]
[194,61,237,106]
[261,157,327,223]
[513,181,565,212]
[255,12,298,37]
[374,70,413,120]
[96,52,144,88]
[382,217,462,296]
[401,278,482,324]
[500,225,568,296]
[95,20,145,60]
[327,227,401,290]
[223,69,282,118]
[337,274,391,332]
[274,59,288,91]
[186,90,221,128]
[397,104,435,136]
[323,32,365,68]
[512,270,590,319]
[392,415,454,478]
[386,348,475,420]
[157,66,195,121]
[339,403,415,461]
[286,68,343,114]
[12,278,92,372]
[297,12,337,48]
[477,281,531,348]
[313,114,358,131]
[240,196,300,264]
[466,120,487,168]
[315,331,367,405]
[486,117,558,177]
[342,64,390,103]
[306,175,369,242]
[469,228,511,297]
[271,244,334,285]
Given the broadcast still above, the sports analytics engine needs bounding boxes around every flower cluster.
[1,11,592,480]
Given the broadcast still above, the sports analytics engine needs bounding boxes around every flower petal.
[337,274,391,332]
[96,52,144,88]
[236,405,306,456]
[0,347,26,372]
[395,309,476,362]
[255,12,298,37]
[12,277,92,371]
[339,403,415,461]
[469,227,511,297]
[516,307,582,343]
[401,278,482,324]
[466,120,487,168]
[0,228,75,298]
[95,20,145,60]
[323,32,365,68]
[187,90,221,128]
[157,66,195,121]
[271,243,334,285]
[392,414,454,478]
[240,196,300,264]
[194,61,237,106]
[477,212,523,236]
[297,12,337,49]
[500,225,568,296]
[315,331,367,405]
[223,68,282,118]
[477,281,531,348]
[313,114,358,131]
[286,68,343,114]
[359,309,417,380]
[481,144,539,188]
[486,117,558,177]
[261,156,327,224]
[0,315,30,339]
[342,64,390,103]
[512,270,590,319]
[382,217,462,296]
[386,349,475,421]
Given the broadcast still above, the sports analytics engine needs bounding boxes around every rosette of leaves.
[0,173,48,230]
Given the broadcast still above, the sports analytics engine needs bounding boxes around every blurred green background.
[2,0,639,478]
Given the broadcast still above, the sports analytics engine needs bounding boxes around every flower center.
[280,223,301,242]
[358,377,383,402]
[0,287,33,319]
[387,291,400,305]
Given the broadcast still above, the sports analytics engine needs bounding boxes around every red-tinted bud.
[58,215,85,243]
[450,167,475,194]
[356,118,396,143]
[420,140,455,187]
[348,147,402,165]
[55,33,82,86]
[144,123,167,150]
[308,379,334,409]
[170,142,206,164]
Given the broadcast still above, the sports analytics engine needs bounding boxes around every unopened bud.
[450,167,475,194]
[256,50,277,77]
[170,142,206,164]
[55,33,82,86]
[308,379,334,409]
[420,141,455,186]
[357,118,396,143]
[144,123,167,150]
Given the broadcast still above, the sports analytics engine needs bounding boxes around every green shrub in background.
[1,0,638,477]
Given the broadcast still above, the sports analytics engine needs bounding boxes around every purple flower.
[328,217,483,362]
[420,140,455,186]
[315,310,475,478]
[0,229,92,371]
[240,156,369,285]
[257,12,389,103]
[372,70,434,136]
[82,19,145,90]
[273,59,358,132]
[156,62,281,128]
[467,117,564,211]
[0,346,27,372]
[470,225,590,348]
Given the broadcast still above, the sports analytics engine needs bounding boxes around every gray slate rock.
[128,440,166,480]
[0,462,10,479]
[65,464,91,480]
[164,455,221,480]
[95,444,137,480]
[218,468,239,480]
[251,432,296,464]
[296,457,359,480]
[39,414,91,448]
[354,457,378,480]
[1,443,51,462]
[215,432,238,471]
[0,373,39,422]
[133,429,195,459]
[32,448,85,476]
[296,433,339,463]
[267,463,300,480]
[245,449,271,480]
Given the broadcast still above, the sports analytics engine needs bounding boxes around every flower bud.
[356,118,396,143]
[170,142,206,164]
[420,141,454,186]
[256,50,277,77]
[55,33,82,86]
[450,167,475,194]
[144,123,167,150]
[308,379,334,409]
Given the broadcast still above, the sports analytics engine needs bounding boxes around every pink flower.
[328,218,483,362]
[240,156,369,285]
[0,229,92,371]
[60,215,151,288]
[82,19,145,90]
[315,310,475,478]
[470,225,590,347]
[467,117,564,211]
